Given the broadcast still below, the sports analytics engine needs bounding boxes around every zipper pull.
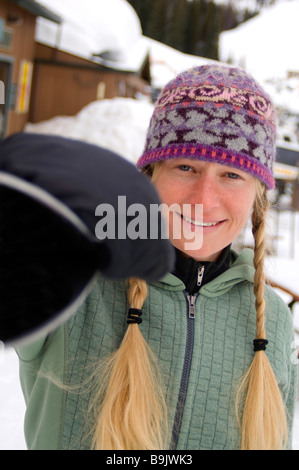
[186,293,197,319]
[197,265,205,287]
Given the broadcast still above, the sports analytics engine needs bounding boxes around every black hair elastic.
[253,338,268,352]
[127,308,143,325]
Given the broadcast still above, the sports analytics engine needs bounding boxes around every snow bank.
[25,97,154,164]
[0,348,26,450]
[219,0,299,81]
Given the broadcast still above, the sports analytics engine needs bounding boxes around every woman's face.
[153,159,257,262]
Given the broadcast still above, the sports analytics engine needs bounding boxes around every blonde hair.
[91,168,288,450]
[235,181,288,450]
[91,278,167,450]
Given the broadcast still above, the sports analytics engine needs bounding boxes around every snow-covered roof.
[34,0,148,73]
[219,0,299,81]
[9,0,62,24]
[34,0,220,82]
[142,37,218,89]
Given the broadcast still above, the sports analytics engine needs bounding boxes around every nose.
[188,175,221,210]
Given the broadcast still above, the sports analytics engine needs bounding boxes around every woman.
[12,64,298,450]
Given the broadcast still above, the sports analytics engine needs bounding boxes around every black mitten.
[0,133,174,345]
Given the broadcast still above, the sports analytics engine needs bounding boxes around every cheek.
[231,190,256,225]
[154,178,179,206]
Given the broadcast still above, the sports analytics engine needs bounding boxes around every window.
[0,19,14,51]
[0,58,13,139]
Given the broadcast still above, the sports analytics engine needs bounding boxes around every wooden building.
[0,0,151,138]
[0,0,61,138]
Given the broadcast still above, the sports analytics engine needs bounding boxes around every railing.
[266,279,299,337]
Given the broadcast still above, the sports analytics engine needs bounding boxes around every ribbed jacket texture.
[18,249,298,450]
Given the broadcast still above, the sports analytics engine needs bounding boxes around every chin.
[173,241,222,263]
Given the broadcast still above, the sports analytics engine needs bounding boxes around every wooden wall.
[30,43,150,123]
[0,0,36,136]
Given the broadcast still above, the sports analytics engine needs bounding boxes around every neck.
[172,245,231,295]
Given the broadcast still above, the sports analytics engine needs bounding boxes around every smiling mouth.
[179,213,222,227]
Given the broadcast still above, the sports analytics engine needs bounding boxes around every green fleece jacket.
[17,249,298,450]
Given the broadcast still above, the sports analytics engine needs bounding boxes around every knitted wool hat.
[137,64,276,189]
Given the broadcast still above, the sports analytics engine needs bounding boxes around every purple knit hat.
[137,64,276,189]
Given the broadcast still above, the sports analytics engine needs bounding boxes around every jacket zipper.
[170,266,204,449]
[197,265,205,289]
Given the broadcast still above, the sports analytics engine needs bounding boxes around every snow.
[0,348,26,450]
[35,0,218,77]
[36,0,141,55]
[35,0,148,73]
[219,0,299,82]
[220,0,299,145]
[25,98,154,164]
[141,37,217,89]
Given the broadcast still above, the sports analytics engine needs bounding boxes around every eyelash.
[226,172,243,180]
[176,165,243,182]
[178,165,193,172]
[178,165,241,177]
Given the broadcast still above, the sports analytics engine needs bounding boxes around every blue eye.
[227,172,241,179]
[178,165,191,172]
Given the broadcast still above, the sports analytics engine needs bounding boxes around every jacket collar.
[157,248,255,297]
[172,245,231,295]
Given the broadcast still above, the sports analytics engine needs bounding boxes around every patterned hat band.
[138,143,275,189]
[137,64,276,190]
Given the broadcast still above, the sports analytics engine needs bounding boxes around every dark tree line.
[127,0,260,60]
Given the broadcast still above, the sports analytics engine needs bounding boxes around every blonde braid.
[252,184,268,341]
[236,182,288,450]
[127,277,148,309]
[91,277,167,450]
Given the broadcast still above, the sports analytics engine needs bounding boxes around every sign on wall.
[16,60,33,114]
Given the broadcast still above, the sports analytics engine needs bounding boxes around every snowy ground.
[0,348,26,450]
[266,209,299,450]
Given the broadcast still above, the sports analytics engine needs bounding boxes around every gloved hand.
[0,133,174,345]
